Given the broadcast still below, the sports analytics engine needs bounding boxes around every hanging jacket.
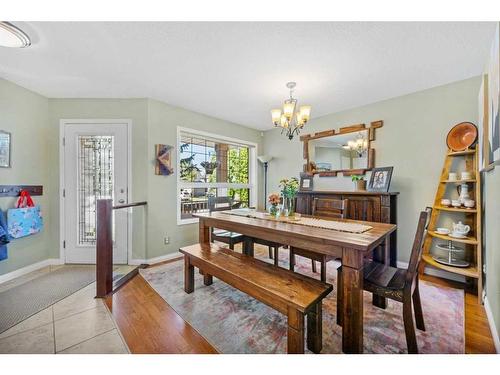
[0,208,9,261]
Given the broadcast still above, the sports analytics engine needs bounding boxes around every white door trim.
[59,119,133,264]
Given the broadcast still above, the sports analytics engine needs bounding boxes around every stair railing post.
[96,198,113,298]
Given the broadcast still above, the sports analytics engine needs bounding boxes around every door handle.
[118,199,125,204]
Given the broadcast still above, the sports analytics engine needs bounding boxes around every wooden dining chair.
[207,196,244,250]
[207,196,276,259]
[289,198,348,282]
[336,208,432,354]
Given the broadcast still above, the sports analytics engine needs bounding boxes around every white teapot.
[452,221,470,236]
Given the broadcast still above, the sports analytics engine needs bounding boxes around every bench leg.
[274,247,279,267]
[307,303,323,353]
[184,255,194,294]
[287,307,305,354]
[203,273,213,286]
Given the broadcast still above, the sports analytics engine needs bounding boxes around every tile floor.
[0,265,133,354]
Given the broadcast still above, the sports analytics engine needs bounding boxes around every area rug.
[0,265,127,334]
[140,247,465,354]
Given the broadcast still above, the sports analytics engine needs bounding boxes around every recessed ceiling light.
[0,22,31,48]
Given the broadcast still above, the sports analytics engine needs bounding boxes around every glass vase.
[282,196,295,217]
[268,204,280,218]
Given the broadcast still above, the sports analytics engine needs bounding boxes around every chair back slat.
[312,198,348,219]
[208,196,236,212]
[405,208,432,287]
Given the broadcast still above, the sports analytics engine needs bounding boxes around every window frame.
[176,126,258,225]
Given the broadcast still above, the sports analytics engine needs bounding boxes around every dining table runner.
[222,209,373,234]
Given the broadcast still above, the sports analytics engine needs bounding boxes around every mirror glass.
[309,130,369,172]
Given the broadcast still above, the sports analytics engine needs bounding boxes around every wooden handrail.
[96,199,147,298]
[113,201,147,210]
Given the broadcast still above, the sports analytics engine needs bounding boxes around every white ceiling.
[0,22,496,130]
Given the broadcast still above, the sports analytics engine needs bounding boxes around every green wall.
[0,79,52,274]
[262,77,481,265]
[146,99,263,259]
[484,167,500,346]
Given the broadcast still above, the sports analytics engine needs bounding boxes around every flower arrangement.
[268,193,280,206]
[268,193,281,217]
[279,177,299,216]
[279,177,299,198]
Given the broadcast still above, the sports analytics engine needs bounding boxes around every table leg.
[372,235,390,309]
[199,218,210,244]
[341,247,364,354]
[184,256,194,294]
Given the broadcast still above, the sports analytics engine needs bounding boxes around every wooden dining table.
[193,210,397,354]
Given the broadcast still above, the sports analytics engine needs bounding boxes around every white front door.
[62,120,129,264]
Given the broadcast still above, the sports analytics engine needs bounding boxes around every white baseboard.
[0,258,63,284]
[129,251,182,266]
[484,296,500,353]
[398,261,465,283]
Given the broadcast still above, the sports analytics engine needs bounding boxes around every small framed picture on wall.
[367,166,393,192]
[0,131,11,168]
[299,172,314,191]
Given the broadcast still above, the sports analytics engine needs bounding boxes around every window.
[177,127,257,224]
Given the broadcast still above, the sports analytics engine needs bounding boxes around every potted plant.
[268,193,281,218]
[279,177,299,216]
[200,161,219,176]
[352,175,366,191]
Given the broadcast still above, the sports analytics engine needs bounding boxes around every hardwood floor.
[105,263,217,354]
[105,255,496,354]
[419,274,496,354]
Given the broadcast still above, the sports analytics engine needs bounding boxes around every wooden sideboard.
[296,190,399,266]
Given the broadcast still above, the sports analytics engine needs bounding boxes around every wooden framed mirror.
[300,121,383,177]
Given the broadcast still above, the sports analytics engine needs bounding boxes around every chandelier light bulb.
[271,109,282,126]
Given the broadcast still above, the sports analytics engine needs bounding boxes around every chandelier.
[343,132,368,157]
[271,82,311,140]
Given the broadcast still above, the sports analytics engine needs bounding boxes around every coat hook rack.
[0,185,43,197]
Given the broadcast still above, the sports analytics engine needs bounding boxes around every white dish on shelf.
[449,232,467,239]
[436,228,450,235]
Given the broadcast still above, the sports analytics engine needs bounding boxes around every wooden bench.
[179,243,333,354]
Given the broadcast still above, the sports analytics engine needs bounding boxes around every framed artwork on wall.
[299,172,314,191]
[0,130,11,168]
[155,144,174,176]
[367,166,393,192]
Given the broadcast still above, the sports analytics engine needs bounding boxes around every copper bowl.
[446,122,478,151]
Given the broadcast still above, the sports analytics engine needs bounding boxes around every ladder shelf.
[420,147,483,303]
